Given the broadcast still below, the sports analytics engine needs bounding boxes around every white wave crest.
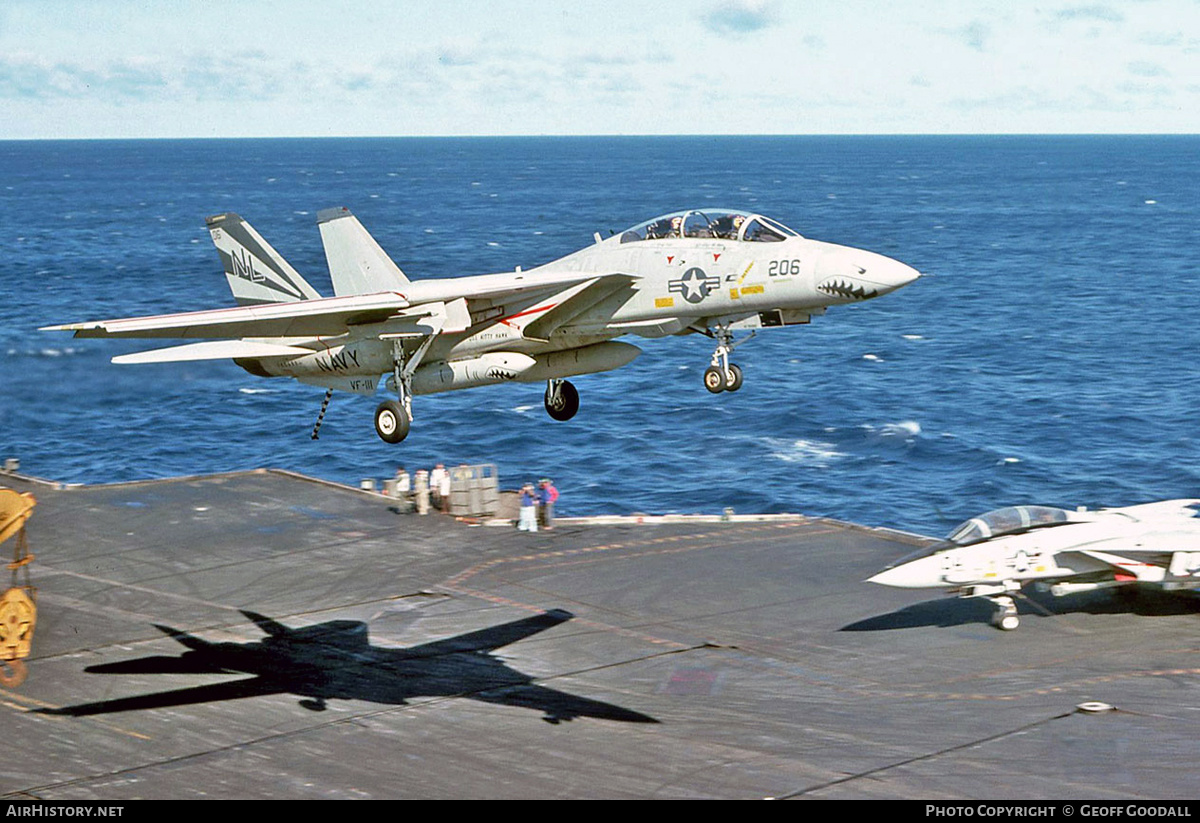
[19,347,85,357]
[861,420,922,439]
[763,437,847,467]
[881,420,921,437]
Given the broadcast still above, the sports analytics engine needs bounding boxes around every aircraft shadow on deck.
[38,609,658,725]
[841,586,1200,632]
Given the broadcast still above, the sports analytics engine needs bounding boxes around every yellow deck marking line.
[2,687,152,740]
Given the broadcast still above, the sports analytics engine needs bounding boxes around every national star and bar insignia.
[668,267,720,304]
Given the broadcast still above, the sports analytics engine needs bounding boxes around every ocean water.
[3,136,1198,537]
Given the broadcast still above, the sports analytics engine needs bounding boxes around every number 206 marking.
[768,259,802,276]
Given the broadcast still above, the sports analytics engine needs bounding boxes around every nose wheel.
[703,324,748,393]
[988,595,1020,631]
[703,365,726,393]
[724,363,743,392]
[703,363,743,393]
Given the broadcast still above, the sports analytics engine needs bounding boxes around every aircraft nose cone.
[854,250,921,294]
[815,247,920,301]
[867,555,944,588]
[875,257,921,292]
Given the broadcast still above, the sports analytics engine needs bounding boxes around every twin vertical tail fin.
[317,206,411,296]
[206,213,324,306]
[207,208,409,304]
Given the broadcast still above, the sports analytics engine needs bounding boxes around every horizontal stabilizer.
[112,340,313,365]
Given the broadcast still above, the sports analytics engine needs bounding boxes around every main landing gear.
[544,379,579,421]
[702,324,749,394]
[374,336,433,444]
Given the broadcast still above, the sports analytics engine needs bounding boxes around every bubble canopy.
[945,506,1073,547]
[881,505,1075,570]
[618,210,801,244]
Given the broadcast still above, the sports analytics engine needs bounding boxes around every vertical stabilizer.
[206,213,323,306]
[317,206,411,296]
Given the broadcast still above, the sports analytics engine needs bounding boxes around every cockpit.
[945,506,1073,547]
[881,505,1075,570]
[618,210,801,244]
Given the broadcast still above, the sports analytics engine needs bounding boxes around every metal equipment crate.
[448,464,500,517]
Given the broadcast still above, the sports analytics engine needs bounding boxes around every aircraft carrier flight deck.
[3,468,1199,800]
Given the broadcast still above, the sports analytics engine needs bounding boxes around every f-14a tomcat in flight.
[44,207,920,443]
[869,500,1200,630]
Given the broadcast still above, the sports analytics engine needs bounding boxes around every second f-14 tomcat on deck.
[44,207,920,443]
[869,500,1200,630]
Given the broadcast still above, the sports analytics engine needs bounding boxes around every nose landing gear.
[964,582,1023,630]
[702,324,749,394]
[990,595,1020,631]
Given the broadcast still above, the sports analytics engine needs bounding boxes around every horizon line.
[2,132,1199,142]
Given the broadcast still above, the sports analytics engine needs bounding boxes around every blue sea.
[3,136,1198,536]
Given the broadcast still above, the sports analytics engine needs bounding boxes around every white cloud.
[1052,5,1125,24]
[3,0,1200,137]
[701,0,780,36]
[1128,60,1169,77]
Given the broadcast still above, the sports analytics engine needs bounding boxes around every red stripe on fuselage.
[498,303,557,327]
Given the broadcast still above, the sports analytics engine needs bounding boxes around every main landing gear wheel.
[544,380,579,421]
[374,399,411,444]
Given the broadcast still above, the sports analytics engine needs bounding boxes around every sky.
[1,0,1197,138]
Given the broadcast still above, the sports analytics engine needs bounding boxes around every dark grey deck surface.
[3,469,1198,799]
